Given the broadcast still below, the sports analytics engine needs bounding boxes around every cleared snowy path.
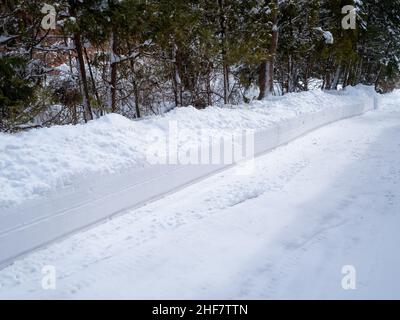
[0,94,399,299]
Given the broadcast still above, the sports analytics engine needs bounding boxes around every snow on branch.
[315,27,334,44]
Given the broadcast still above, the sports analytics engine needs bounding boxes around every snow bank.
[0,85,377,209]
[379,89,400,110]
[0,85,378,267]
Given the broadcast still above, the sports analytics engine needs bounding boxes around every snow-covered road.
[0,94,399,299]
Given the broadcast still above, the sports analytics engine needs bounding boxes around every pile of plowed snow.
[0,85,377,208]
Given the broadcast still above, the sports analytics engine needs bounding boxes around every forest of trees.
[1,0,399,132]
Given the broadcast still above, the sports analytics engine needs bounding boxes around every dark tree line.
[1,0,399,132]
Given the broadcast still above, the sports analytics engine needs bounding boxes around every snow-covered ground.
[0,90,399,300]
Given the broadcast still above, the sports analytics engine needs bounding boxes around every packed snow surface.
[0,86,376,208]
[0,89,399,299]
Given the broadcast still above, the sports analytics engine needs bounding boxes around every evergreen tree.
[1,0,400,131]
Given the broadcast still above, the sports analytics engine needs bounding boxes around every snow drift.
[0,85,378,267]
[0,85,377,208]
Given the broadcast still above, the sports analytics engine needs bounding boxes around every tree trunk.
[343,63,351,88]
[303,65,309,91]
[129,60,141,119]
[107,32,118,113]
[218,0,229,104]
[374,65,383,91]
[325,72,332,91]
[287,55,294,93]
[64,35,78,124]
[133,80,141,118]
[84,47,102,116]
[331,64,342,90]
[74,34,93,122]
[206,62,212,106]
[172,43,182,107]
[259,0,279,100]
[107,0,118,113]
[258,61,267,99]
[69,2,93,122]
